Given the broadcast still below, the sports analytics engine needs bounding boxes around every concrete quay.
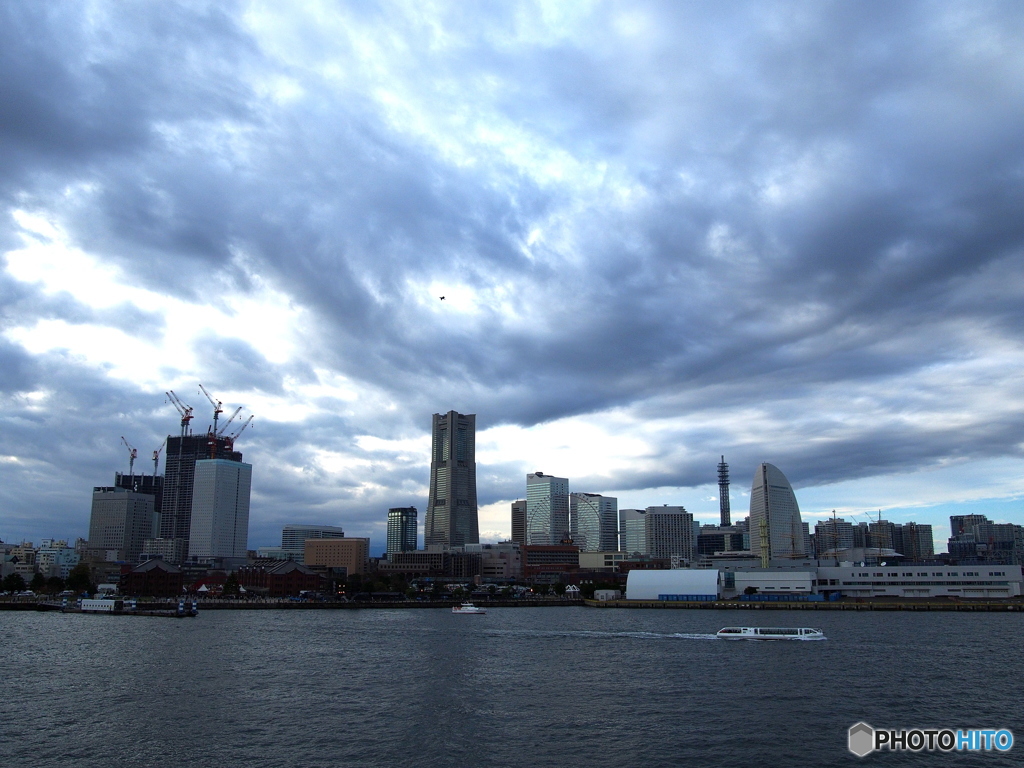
[586,598,1024,611]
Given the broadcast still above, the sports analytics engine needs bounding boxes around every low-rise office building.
[722,570,815,598]
[816,564,1023,599]
[521,544,579,579]
[377,549,482,579]
[304,537,369,576]
[465,542,521,580]
[578,551,629,571]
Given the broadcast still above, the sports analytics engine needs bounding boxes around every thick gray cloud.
[2,1,1023,547]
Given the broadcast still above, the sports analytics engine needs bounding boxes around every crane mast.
[165,391,194,436]
[152,437,167,476]
[198,384,224,435]
[120,436,138,478]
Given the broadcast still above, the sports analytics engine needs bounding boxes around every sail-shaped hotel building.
[749,463,806,562]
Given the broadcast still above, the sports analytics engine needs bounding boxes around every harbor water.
[1,607,1020,767]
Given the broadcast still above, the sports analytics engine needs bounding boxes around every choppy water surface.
[2,608,1020,767]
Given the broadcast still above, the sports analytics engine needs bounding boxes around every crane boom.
[198,384,224,435]
[166,390,194,436]
[217,406,243,436]
[227,414,254,441]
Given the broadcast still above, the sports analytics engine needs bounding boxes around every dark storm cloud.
[2,1,1024,543]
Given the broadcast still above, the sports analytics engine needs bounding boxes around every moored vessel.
[452,602,486,614]
[717,626,825,640]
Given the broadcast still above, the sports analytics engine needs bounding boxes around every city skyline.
[2,3,1023,552]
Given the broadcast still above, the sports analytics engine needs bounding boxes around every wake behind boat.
[717,627,825,640]
[452,602,486,614]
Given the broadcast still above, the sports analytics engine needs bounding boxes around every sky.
[2,1,1023,555]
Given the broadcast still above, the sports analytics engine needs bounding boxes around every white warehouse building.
[626,569,719,601]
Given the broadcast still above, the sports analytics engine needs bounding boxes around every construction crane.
[226,414,254,444]
[217,406,243,436]
[121,436,138,478]
[198,384,224,435]
[166,390,194,436]
[152,437,167,476]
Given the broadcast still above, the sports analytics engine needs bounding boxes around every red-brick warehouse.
[237,560,323,597]
[120,559,185,597]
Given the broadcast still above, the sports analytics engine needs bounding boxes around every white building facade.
[816,564,1023,599]
[188,459,252,561]
[749,463,806,560]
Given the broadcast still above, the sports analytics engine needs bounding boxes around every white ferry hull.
[452,603,486,614]
[717,627,825,641]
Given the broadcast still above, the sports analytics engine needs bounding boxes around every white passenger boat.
[716,626,825,640]
[452,602,486,614]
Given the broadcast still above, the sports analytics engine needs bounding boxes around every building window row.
[841,580,1008,587]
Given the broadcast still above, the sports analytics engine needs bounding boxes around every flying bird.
[439,296,445,300]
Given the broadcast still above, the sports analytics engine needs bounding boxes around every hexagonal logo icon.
[848,722,875,757]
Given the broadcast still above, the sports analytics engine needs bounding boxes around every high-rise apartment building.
[644,506,694,562]
[511,500,527,545]
[570,493,618,552]
[387,507,418,556]
[814,517,854,556]
[88,487,156,563]
[749,463,806,562]
[619,509,647,555]
[187,459,252,561]
[425,411,479,548]
[950,514,989,538]
[900,522,934,560]
[526,472,569,546]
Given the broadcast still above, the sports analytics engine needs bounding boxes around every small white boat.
[452,602,486,614]
[717,626,825,640]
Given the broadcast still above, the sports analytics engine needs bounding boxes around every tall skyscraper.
[114,472,163,532]
[717,455,731,526]
[511,500,527,545]
[644,506,694,562]
[387,507,418,556]
[619,509,647,555]
[526,472,569,545]
[160,434,243,562]
[187,459,252,561]
[88,487,156,563]
[425,411,478,548]
[749,463,806,563]
[570,493,618,552]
